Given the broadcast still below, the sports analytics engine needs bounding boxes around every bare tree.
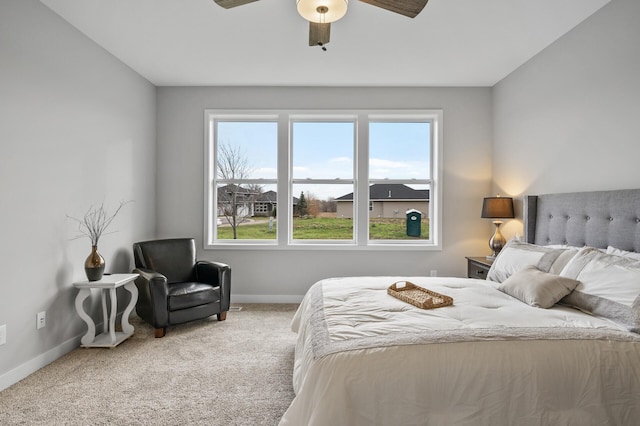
[305,192,320,217]
[247,183,264,198]
[319,197,337,213]
[217,142,259,239]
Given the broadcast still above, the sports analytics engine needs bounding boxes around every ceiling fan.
[213,0,429,49]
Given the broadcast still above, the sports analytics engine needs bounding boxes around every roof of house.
[256,190,277,203]
[219,187,299,204]
[335,184,429,201]
[217,184,254,201]
[255,190,300,204]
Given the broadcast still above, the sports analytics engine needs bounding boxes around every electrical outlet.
[430,270,438,277]
[37,311,46,329]
[0,324,6,345]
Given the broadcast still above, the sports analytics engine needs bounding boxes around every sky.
[217,120,431,200]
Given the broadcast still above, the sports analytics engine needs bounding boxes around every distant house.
[254,190,278,217]
[335,184,429,219]
[218,186,297,218]
[217,184,256,217]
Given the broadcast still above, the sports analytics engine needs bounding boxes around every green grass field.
[216,217,429,240]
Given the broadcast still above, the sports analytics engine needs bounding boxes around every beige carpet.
[0,304,298,426]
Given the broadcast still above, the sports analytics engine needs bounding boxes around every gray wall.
[492,0,640,238]
[0,0,156,389]
[6,0,633,394]
[156,86,493,301]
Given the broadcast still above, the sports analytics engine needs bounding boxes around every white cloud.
[370,158,411,169]
[329,156,352,163]
[253,167,277,178]
[370,158,429,179]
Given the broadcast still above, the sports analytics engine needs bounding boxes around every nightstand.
[465,257,493,280]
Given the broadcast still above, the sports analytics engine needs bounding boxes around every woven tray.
[387,281,453,309]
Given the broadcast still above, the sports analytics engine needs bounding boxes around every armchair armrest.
[132,267,170,327]
[195,261,231,311]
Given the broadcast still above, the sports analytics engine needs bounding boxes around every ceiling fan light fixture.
[296,0,348,24]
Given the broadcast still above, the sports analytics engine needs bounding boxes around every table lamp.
[481,195,515,259]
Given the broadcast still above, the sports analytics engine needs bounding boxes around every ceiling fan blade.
[213,0,259,9]
[358,0,428,18]
[309,22,331,47]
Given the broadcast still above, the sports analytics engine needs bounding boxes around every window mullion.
[356,114,369,246]
[277,113,290,246]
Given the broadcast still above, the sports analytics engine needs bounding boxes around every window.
[291,119,355,242]
[206,116,278,242]
[368,120,432,242]
[205,110,442,250]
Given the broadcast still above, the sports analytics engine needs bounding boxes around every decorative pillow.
[560,247,640,333]
[548,249,580,275]
[487,239,577,283]
[498,265,580,308]
[606,246,640,261]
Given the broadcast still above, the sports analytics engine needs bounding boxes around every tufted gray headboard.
[524,189,640,252]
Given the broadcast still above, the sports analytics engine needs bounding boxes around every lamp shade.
[481,197,514,219]
[297,0,348,23]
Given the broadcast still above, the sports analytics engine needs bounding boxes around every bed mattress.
[279,276,640,426]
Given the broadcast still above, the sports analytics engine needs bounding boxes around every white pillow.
[487,239,577,283]
[498,265,580,309]
[560,247,640,332]
[605,246,640,261]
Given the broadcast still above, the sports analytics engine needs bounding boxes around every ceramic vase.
[84,245,105,281]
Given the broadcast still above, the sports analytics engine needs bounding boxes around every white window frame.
[290,114,357,246]
[204,109,443,251]
[204,113,279,246]
[366,114,439,247]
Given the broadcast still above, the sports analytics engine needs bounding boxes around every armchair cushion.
[168,282,220,310]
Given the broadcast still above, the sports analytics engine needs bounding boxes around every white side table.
[73,273,139,348]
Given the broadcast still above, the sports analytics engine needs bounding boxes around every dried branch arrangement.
[68,201,131,246]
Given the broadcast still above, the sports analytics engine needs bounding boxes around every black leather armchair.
[132,238,231,338]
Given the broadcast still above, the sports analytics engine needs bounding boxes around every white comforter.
[279,276,640,426]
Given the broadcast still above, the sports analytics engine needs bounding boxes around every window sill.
[204,242,442,251]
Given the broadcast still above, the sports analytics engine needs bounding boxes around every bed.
[279,189,640,426]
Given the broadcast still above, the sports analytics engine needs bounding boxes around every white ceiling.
[40,0,610,87]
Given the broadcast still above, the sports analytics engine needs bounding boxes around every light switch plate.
[0,324,6,345]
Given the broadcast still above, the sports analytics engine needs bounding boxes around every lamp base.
[488,221,506,259]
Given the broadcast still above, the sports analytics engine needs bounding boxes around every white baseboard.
[230,294,304,304]
[0,333,82,392]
